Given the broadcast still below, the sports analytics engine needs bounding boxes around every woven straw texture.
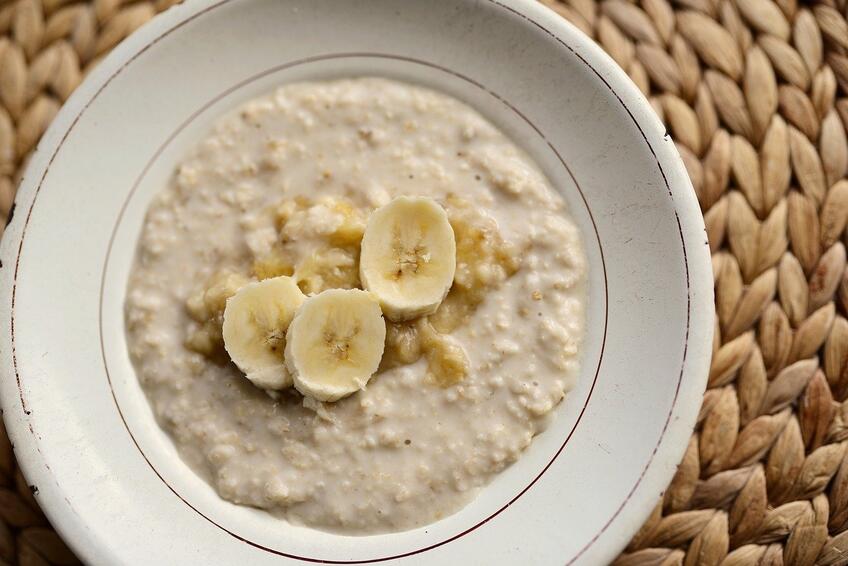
[2,0,848,564]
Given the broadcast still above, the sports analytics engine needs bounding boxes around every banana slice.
[359,196,456,321]
[285,289,386,402]
[222,276,306,390]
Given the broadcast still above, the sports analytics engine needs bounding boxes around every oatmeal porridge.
[125,78,587,534]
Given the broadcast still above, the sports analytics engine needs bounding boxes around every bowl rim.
[0,0,714,563]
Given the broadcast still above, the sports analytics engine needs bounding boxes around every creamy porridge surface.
[125,78,586,534]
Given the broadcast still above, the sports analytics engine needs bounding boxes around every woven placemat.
[2,0,848,564]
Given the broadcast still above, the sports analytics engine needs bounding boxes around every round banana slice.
[285,289,386,402]
[359,196,456,321]
[222,276,306,390]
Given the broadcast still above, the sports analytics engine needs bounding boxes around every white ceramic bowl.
[0,1,713,564]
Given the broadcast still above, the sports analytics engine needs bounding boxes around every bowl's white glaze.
[0,1,713,564]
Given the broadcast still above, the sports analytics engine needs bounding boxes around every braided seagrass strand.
[2,0,848,564]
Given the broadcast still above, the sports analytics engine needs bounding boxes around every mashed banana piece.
[185,270,249,356]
